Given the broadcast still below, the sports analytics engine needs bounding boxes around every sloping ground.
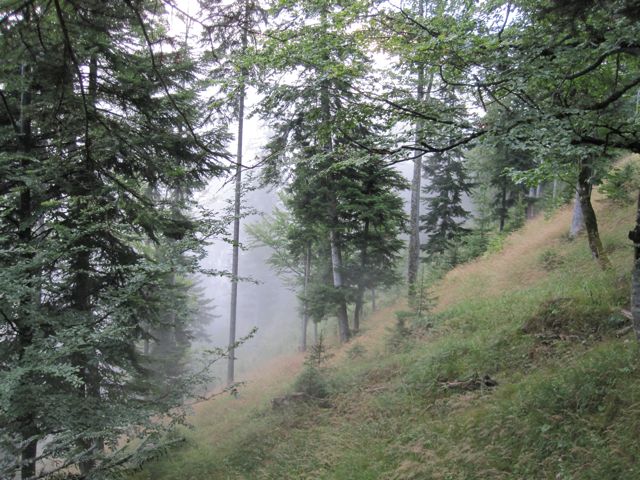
[132,169,640,480]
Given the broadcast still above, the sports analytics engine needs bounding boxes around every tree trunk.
[317,11,349,343]
[329,228,350,343]
[569,187,584,238]
[371,288,376,311]
[20,435,38,480]
[17,37,39,479]
[577,161,610,269]
[498,179,508,232]
[408,149,423,300]
[408,15,427,299]
[300,242,311,352]
[353,219,370,333]
[629,191,640,340]
[313,321,318,346]
[75,54,103,477]
[227,19,248,385]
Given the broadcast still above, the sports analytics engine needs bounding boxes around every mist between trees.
[1,0,640,478]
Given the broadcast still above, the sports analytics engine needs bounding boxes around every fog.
[189,110,474,388]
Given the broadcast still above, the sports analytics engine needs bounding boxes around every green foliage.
[293,365,330,399]
[0,2,228,477]
[420,148,471,257]
[386,311,416,353]
[599,164,639,205]
[485,232,508,255]
[304,334,334,368]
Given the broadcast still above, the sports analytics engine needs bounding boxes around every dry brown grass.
[190,298,404,442]
[436,153,640,310]
[435,206,572,308]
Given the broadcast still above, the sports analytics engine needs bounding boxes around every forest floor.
[131,157,640,480]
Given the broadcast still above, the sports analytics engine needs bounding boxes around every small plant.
[538,249,564,271]
[485,232,507,255]
[293,364,329,398]
[293,334,333,398]
[386,311,415,352]
[346,343,366,360]
[305,334,333,368]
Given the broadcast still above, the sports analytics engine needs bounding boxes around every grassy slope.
[133,173,640,480]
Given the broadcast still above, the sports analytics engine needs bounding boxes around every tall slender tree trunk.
[313,321,318,346]
[329,228,350,343]
[17,30,39,478]
[498,179,508,232]
[408,0,427,300]
[75,54,104,477]
[371,288,376,311]
[317,9,350,343]
[353,219,370,333]
[227,21,248,386]
[577,161,610,269]
[300,242,311,351]
[629,191,640,340]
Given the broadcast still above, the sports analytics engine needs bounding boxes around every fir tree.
[420,148,471,261]
[0,1,227,476]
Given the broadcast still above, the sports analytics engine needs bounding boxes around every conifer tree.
[0,1,227,476]
[256,0,376,342]
[420,148,471,261]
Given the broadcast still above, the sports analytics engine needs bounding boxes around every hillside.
[132,185,640,480]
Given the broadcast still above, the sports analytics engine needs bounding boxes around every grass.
[130,158,640,480]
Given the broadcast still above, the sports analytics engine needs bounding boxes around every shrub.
[599,164,638,204]
[293,365,329,398]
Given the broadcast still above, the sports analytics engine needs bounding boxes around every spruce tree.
[420,148,471,262]
[0,1,227,476]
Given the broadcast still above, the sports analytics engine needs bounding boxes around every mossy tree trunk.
[577,160,610,269]
[629,191,640,341]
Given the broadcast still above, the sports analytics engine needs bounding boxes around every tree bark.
[329,228,350,343]
[629,191,640,340]
[353,218,370,333]
[408,1,427,300]
[227,15,248,385]
[629,191,640,341]
[300,242,311,351]
[569,187,584,238]
[498,179,508,232]
[17,33,39,479]
[577,161,610,269]
[313,321,318,346]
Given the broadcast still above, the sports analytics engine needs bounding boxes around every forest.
[1,0,640,478]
